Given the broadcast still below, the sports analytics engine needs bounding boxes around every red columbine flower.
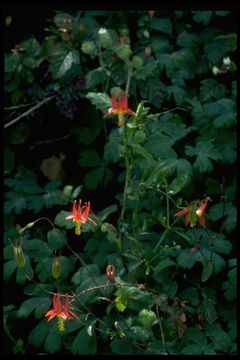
[65,199,96,235]
[62,293,79,320]
[175,197,210,228]
[45,292,67,331]
[107,92,135,126]
[45,292,78,332]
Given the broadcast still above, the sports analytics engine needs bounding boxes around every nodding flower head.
[107,92,135,127]
[175,197,210,228]
[65,199,96,235]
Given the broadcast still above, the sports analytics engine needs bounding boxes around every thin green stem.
[153,228,169,252]
[155,305,167,354]
[120,122,131,220]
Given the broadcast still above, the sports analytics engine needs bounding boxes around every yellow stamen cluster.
[75,222,81,235]
[57,315,65,332]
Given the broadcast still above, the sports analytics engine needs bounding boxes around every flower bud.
[223,57,231,65]
[81,41,97,55]
[52,256,61,279]
[116,45,132,62]
[13,244,25,268]
[106,265,116,283]
[18,222,35,235]
[144,46,152,57]
[212,66,220,76]
[132,55,143,69]
[98,28,113,48]
[148,10,155,17]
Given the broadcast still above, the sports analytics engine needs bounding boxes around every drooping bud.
[18,222,35,235]
[13,244,25,268]
[145,46,152,57]
[106,265,116,283]
[148,10,155,17]
[52,256,61,279]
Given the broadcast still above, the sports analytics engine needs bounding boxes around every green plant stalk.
[120,121,131,220]
[155,305,167,354]
[164,179,170,228]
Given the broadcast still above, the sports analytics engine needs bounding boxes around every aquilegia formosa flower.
[65,199,96,235]
[107,92,135,126]
[175,197,210,228]
[45,292,78,332]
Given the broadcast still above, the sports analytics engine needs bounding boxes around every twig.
[4,95,56,129]
[4,101,36,110]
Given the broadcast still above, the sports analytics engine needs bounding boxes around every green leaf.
[204,33,237,63]
[86,92,111,112]
[167,173,189,195]
[205,324,231,352]
[213,238,232,255]
[97,204,118,221]
[47,229,66,250]
[184,327,207,346]
[17,297,51,319]
[104,138,124,164]
[130,326,152,342]
[29,320,49,347]
[72,327,97,354]
[111,338,134,354]
[4,259,17,281]
[185,140,220,173]
[24,238,52,258]
[71,264,100,286]
[150,18,173,34]
[22,37,41,56]
[179,287,200,306]
[135,62,158,80]
[78,148,102,168]
[201,260,214,282]
[44,326,62,354]
[137,309,157,328]
[50,46,79,79]
[181,343,203,355]
[86,67,108,89]
[154,259,176,274]
[193,11,213,25]
[130,143,153,160]
[176,248,200,269]
[83,167,105,190]
[54,210,75,230]
[199,79,226,102]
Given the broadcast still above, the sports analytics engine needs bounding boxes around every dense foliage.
[4,10,237,355]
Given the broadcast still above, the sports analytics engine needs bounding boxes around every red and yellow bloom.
[66,199,96,235]
[107,92,135,126]
[45,292,78,332]
[175,197,210,228]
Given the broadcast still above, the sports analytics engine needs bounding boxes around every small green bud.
[18,222,35,235]
[132,55,143,69]
[81,41,97,55]
[98,28,113,48]
[52,256,61,279]
[13,244,25,268]
[115,45,132,62]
